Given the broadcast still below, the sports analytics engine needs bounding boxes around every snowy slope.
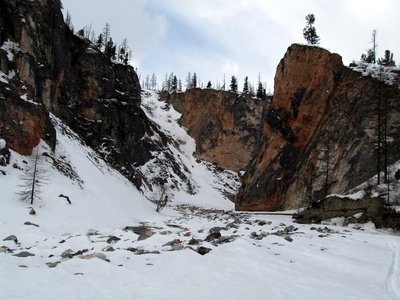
[139,90,240,208]
[0,94,400,300]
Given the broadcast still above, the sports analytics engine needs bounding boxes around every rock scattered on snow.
[12,251,35,257]
[3,235,18,244]
[171,243,184,251]
[82,252,108,261]
[204,231,221,242]
[197,246,212,255]
[188,237,201,245]
[106,236,121,244]
[24,221,39,227]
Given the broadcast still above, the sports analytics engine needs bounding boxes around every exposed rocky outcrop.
[0,0,192,192]
[161,89,268,172]
[236,44,400,211]
[0,81,55,155]
[294,196,400,231]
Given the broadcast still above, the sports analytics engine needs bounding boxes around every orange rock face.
[165,89,269,172]
[236,44,400,211]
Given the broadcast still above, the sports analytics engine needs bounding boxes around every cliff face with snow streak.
[0,0,196,194]
[161,89,269,172]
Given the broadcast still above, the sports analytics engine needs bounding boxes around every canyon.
[1,0,400,211]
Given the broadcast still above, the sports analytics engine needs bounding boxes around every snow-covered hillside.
[1,92,400,300]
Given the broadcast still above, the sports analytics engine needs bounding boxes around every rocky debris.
[171,243,184,251]
[295,196,400,231]
[3,235,18,244]
[269,225,301,242]
[273,225,298,236]
[82,252,108,261]
[284,236,293,242]
[315,227,338,234]
[250,231,269,240]
[159,231,173,235]
[0,246,12,253]
[72,249,89,257]
[197,246,212,255]
[107,236,121,244]
[60,249,74,259]
[188,237,202,246]
[24,221,39,227]
[125,247,160,255]
[161,238,185,251]
[138,231,155,241]
[209,227,227,234]
[0,205,350,272]
[257,220,271,226]
[124,226,156,241]
[29,208,36,215]
[48,261,60,268]
[12,251,35,257]
[205,232,221,242]
[212,235,239,245]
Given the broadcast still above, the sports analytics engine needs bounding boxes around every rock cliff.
[0,0,193,193]
[161,89,269,172]
[236,44,400,211]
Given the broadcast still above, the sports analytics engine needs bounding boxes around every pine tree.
[361,49,376,63]
[207,81,212,89]
[104,38,116,59]
[192,72,197,88]
[230,76,238,93]
[256,81,264,99]
[303,14,320,45]
[378,50,396,67]
[171,75,178,93]
[243,76,249,94]
[96,34,104,50]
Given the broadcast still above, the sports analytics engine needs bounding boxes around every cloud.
[62,0,168,63]
[63,0,400,91]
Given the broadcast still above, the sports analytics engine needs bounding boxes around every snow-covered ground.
[1,91,400,300]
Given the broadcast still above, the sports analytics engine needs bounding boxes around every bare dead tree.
[18,149,47,205]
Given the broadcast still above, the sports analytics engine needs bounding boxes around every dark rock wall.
[0,0,170,190]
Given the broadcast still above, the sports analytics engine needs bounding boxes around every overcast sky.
[62,0,400,91]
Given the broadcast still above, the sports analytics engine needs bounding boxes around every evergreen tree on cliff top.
[303,14,320,45]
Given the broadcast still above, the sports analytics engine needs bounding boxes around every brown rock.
[163,89,268,172]
[236,44,400,211]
